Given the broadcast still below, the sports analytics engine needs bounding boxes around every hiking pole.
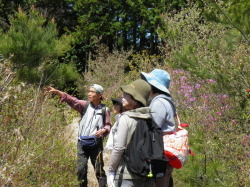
[98,151,102,177]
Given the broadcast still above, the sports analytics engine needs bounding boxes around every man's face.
[88,87,102,103]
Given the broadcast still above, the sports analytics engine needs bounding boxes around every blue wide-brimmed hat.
[141,69,171,94]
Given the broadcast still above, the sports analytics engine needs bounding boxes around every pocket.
[79,135,98,148]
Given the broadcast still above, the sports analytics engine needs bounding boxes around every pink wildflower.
[180,76,187,81]
[190,98,196,102]
[206,79,216,83]
[195,83,201,89]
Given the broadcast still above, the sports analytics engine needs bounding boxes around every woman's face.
[122,93,137,110]
[113,103,121,114]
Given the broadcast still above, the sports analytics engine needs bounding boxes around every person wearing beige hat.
[108,79,154,187]
[141,69,176,187]
[46,84,111,187]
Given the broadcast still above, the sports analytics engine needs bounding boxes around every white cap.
[91,84,104,94]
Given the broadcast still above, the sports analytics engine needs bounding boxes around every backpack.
[124,117,168,178]
[162,98,194,169]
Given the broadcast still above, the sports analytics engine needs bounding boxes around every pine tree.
[0,7,78,86]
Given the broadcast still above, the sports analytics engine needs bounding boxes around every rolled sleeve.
[103,109,111,136]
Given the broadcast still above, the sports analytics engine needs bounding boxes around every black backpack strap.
[117,161,125,187]
[81,101,90,118]
[101,104,106,126]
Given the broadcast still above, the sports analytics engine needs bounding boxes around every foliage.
[80,45,132,100]
[169,70,249,187]
[0,0,249,186]
[0,0,77,34]
[70,0,166,52]
[30,0,78,35]
[227,0,250,35]
[0,57,79,185]
[204,0,250,37]
[157,6,250,185]
[159,4,250,111]
[64,0,172,72]
[0,7,77,86]
[1,0,248,74]
[81,46,168,106]
[0,7,70,68]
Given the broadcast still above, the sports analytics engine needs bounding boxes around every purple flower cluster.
[170,69,232,128]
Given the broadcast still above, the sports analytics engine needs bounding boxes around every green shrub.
[0,58,79,185]
[169,70,249,187]
[160,3,249,119]
[0,7,73,85]
[79,45,132,106]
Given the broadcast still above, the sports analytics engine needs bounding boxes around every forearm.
[47,86,87,113]
[109,147,125,172]
[55,90,65,98]
[59,93,87,114]
[102,124,111,136]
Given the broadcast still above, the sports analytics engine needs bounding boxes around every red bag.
[163,114,194,169]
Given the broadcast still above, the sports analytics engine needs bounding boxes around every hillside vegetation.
[0,1,249,186]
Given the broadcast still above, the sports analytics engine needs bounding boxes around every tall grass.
[0,58,78,186]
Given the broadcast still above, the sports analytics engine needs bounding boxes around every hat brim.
[141,72,170,94]
[121,85,146,106]
[111,98,120,105]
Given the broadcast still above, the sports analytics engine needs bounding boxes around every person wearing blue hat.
[141,69,176,187]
